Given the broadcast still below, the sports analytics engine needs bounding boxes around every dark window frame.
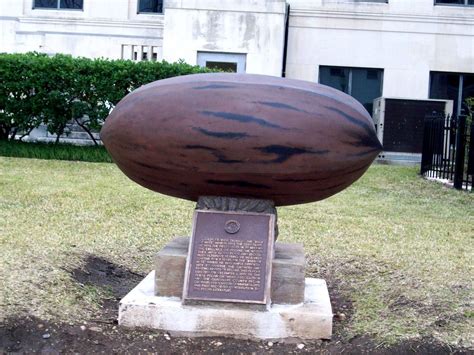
[434,0,474,7]
[429,71,474,116]
[137,0,164,14]
[32,0,84,10]
[318,65,384,115]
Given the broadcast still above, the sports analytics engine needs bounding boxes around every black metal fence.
[421,114,473,191]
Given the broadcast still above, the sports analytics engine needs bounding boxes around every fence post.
[468,122,474,176]
[420,119,429,175]
[453,115,466,190]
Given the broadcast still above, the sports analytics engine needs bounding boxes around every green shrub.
[0,53,213,144]
[0,53,46,140]
[465,97,473,126]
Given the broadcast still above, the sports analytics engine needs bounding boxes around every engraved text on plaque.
[183,210,274,304]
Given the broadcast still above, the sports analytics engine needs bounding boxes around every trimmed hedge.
[0,52,212,144]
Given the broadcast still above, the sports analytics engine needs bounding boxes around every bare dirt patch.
[1,315,469,354]
[1,255,470,354]
[68,255,145,323]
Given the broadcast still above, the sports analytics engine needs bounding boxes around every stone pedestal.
[120,197,333,341]
[119,271,333,341]
[155,237,305,305]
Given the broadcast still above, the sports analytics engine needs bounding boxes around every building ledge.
[290,8,474,26]
[16,15,164,30]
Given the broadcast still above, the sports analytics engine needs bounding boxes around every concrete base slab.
[376,151,421,166]
[119,271,333,341]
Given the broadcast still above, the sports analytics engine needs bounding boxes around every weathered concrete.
[162,0,286,76]
[154,237,305,304]
[154,237,189,298]
[272,243,305,304]
[120,271,333,341]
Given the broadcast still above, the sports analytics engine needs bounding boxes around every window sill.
[32,8,84,12]
[137,12,163,15]
[330,1,388,4]
[434,4,474,7]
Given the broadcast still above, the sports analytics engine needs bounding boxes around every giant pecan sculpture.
[101,73,382,206]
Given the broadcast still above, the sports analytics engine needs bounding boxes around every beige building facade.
[1,0,473,115]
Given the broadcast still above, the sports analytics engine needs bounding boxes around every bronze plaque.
[183,210,275,304]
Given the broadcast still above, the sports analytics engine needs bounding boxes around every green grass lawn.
[0,140,112,163]
[0,157,472,347]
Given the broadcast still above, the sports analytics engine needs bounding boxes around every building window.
[205,62,238,72]
[434,0,474,5]
[121,45,160,62]
[430,72,474,116]
[319,66,383,115]
[138,0,163,14]
[197,52,247,74]
[33,0,83,9]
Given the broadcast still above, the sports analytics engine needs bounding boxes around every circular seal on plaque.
[224,220,240,234]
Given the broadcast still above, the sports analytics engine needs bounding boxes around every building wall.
[0,0,164,59]
[0,0,473,99]
[162,0,286,76]
[286,0,474,99]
